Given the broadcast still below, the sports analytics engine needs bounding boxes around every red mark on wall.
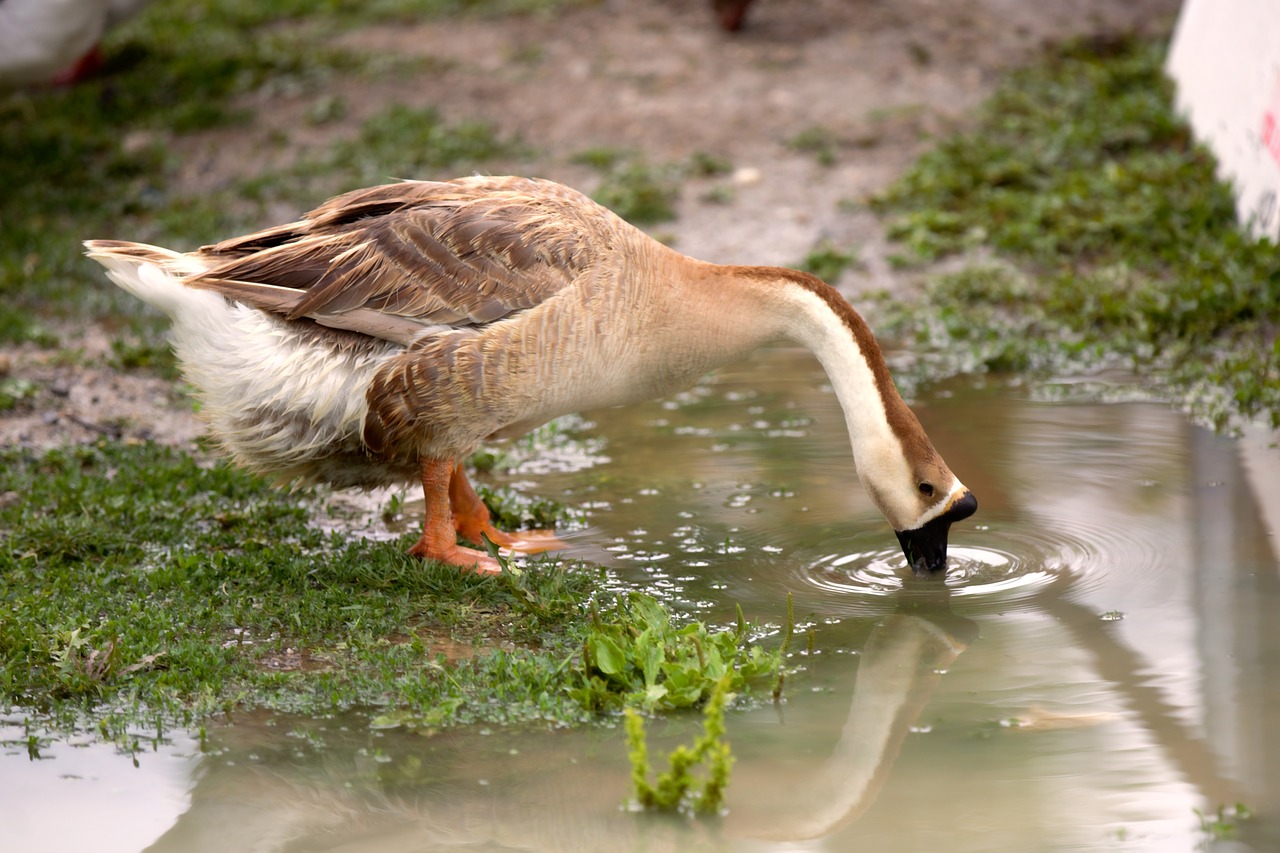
[1265,111,1280,166]
[1265,68,1280,168]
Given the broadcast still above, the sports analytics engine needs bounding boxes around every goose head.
[852,416,977,577]
[892,481,978,576]
[843,417,976,576]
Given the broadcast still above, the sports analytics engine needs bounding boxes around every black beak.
[895,490,978,576]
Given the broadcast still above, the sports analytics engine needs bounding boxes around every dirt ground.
[1,0,1183,452]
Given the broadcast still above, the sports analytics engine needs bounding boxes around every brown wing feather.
[185,177,616,337]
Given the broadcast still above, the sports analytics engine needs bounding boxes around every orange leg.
[448,463,566,555]
[406,457,502,574]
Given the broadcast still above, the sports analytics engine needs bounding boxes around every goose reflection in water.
[141,583,983,853]
[737,580,979,842]
[141,570,1256,852]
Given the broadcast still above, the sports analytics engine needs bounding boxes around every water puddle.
[5,346,1280,851]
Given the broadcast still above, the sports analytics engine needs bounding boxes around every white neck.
[778,286,909,492]
[699,263,957,531]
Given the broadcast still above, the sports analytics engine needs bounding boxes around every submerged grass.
[625,677,735,816]
[0,442,781,738]
[871,36,1280,430]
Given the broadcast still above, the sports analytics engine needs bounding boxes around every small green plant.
[0,311,57,348]
[772,591,794,700]
[108,335,180,379]
[797,241,860,283]
[578,150,735,224]
[245,104,525,208]
[573,592,780,712]
[786,126,840,167]
[339,104,520,175]
[1194,802,1252,844]
[0,377,39,412]
[475,484,581,532]
[688,151,733,177]
[625,676,735,815]
[700,185,736,205]
[571,147,628,171]
[592,162,681,225]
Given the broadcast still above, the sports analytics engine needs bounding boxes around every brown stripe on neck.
[727,265,935,458]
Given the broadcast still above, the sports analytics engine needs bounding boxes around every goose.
[85,175,976,575]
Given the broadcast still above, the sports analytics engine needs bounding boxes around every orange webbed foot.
[466,524,566,556]
[448,463,566,556]
[406,537,503,575]
[409,457,506,575]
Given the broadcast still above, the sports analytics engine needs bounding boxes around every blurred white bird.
[0,0,150,86]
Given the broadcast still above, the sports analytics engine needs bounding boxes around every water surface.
[4,347,1279,852]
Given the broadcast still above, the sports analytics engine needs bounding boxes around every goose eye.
[918,482,935,498]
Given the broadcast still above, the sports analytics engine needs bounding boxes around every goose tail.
[83,239,221,321]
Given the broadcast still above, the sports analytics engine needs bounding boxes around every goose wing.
[186,176,616,345]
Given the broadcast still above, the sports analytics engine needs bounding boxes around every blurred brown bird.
[713,0,754,31]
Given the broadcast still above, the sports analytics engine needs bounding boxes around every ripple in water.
[806,541,1063,613]
[801,514,1167,614]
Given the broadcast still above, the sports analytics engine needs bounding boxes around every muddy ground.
[1,0,1182,452]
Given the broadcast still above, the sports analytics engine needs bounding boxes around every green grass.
[786,125,840,167]
[575,593,778,712]
[0,4,379,344]
[0,441,781,739]
[870,36,1280,430]
[574,149,738,226]
[1194,803,1253,843]
[0,378,39,413]
[591,161,683,225]
[240,104,526,211]
[797,241,861,283]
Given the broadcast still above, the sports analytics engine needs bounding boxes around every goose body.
[86,175,975,574]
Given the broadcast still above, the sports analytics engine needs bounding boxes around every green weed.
[592,161,682,225]
[625,676,735,815]
[1194,802,1252,845]
[248,104,526,208]
[578,151,736,225]
[108,335,181,379]
[0,378,39,413]
[0,0,551,338]
[797,241,861,283]
[571,147,629,171]
[772,591,794,700]
[573,593,779,712]
[786,125,840,167]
